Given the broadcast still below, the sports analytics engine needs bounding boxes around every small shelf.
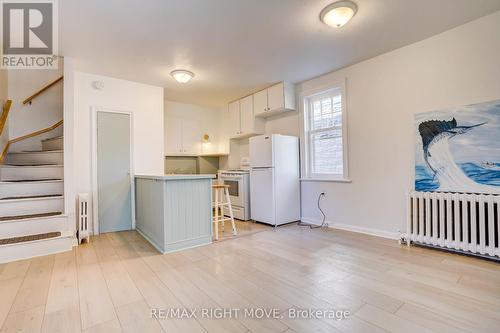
[165,152,229,157]
[199,153,229,157]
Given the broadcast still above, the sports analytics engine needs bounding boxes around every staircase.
[0,134,73,263]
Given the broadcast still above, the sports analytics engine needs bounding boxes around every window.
[303,86,348,181]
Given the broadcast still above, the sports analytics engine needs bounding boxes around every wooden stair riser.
[0,215,68,238]
[0,165,63,181]
[0,233,73,264]
[6,151,63,165]
[0,197,63,216]
[42,137,63,151]
[0,180,63,198]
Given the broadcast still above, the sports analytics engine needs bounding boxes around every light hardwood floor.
[1,222,499,333]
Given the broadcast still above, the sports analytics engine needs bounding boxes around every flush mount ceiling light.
[170,69,194,83]
[320,0,357,28]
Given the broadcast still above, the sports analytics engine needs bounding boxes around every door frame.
[91,107,135,235]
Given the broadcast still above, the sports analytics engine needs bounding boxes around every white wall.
[262,11,500,238]
[70,72,164,227]
[164,100,225,155]
[7,58,64,152]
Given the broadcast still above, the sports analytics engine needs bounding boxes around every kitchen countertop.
[135,174,216,180]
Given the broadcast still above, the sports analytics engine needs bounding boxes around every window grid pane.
[311,94,342,130]
[306,90,344,178]
[311,129,343,175]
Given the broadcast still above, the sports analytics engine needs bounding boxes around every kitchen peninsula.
[134,174,215,253]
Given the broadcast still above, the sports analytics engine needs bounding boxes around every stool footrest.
[213,217,233,222]
[212,202,231,207]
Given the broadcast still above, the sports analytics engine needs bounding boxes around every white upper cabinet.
[252,82,295,118]
[267,82,285,111]
[253,89,268,117]
[165,116,200,155]
[165,114,183,153]
[228,96,264,139]
[181,118,201,154]
[228,100,241,137]
[240,95,254,135]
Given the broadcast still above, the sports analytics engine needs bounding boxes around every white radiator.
[78,193,91,244]
[407,191,500,258]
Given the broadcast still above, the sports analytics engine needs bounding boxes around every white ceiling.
[60,0,500,108]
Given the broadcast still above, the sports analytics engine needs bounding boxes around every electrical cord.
[298,192,328,229]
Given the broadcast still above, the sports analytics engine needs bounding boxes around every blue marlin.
[418,118,487,174]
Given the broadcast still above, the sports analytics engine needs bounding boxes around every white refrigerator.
[249,134,300,226]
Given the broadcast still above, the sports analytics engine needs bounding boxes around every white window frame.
[299,80,350,182]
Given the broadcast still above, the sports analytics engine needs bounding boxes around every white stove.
[218,169,251,220]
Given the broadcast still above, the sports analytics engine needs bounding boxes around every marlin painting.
[418,118,486,174]
[415,100,500,195]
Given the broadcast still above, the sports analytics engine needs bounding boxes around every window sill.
[300,178,352,183]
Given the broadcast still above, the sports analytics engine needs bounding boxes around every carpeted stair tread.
[1,178,62,183]
[0,212,62,221]
[2,163,59,166]
[0,194,63,200]
[0,232,62,245]
[21,149,62,153]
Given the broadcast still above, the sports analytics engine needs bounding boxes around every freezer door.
[249,135,274,167]
[250,168,275,225]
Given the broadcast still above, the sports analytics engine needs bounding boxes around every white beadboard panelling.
[164,179,212,244]
[135,178,165,251]
[135,176,213,253]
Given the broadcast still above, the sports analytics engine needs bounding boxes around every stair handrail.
[22,76,63,105]
[0,119,63,164]
[0,100,12,137]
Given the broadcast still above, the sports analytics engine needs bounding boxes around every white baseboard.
[300,217,400,240]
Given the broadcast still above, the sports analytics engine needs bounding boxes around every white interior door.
[97,112,132,233]
[250,167,275,224]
